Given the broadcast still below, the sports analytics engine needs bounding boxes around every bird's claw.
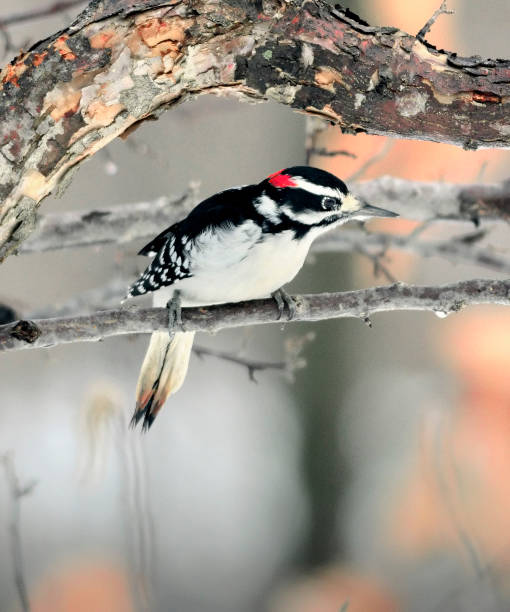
[166,290,182,333]
[271,288,296,321]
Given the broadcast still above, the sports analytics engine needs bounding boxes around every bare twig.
[18,179,510,256]
[1,453,35,612]
[0,0,85,27]
[347,140,393,182]
[417,1,454,41]
[354,244,398,283]
[2,280,510,352]
[20,189,197,254]
[305,116,357,164]
[308,148,357,160]
[315,228,510,275]
[193,345,286,382]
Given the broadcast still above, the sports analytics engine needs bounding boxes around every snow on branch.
[1,279,509,352]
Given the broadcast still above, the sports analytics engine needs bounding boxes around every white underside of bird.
[158,221,326,307]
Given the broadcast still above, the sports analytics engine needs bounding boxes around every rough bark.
[2,279,509,352]
[1,0,510,261]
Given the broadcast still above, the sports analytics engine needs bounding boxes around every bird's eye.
[321,196,337,210]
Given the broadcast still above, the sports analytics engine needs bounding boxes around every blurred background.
[1,1,510,611]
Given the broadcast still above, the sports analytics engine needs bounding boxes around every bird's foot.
[271,287,297,321]
[166,290,182,333]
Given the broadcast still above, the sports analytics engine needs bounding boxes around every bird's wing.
[137,185,252,257]
[128,185,261,297]
[138,226,176,257]
[128,230,192,297]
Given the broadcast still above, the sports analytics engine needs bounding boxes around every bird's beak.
[355,201,399,219]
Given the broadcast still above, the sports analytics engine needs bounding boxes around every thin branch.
[20,189,197,254]
[17,194,510,280]
[18,179,510,256]
[1,453,35,612]
[0,1,86,27]
[417,1,454,42]
[353,243,398,283]
[347,139,393,182]
[22,224,510,325]
[308,148,357,160]
[305,116,327,165]
[193,344,286,382]
[25,282,302,379]
[315,228,510,275]
[2,279,510,352]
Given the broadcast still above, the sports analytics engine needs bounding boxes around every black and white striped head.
[258,166,397,227]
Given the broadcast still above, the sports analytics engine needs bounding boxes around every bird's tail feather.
[131,330,195,430]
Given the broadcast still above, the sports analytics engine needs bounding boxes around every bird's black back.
[138,184,262,257]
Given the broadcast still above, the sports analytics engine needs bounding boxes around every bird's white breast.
[173,224,315,306]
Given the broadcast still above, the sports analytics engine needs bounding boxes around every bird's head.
[259,166,397,227]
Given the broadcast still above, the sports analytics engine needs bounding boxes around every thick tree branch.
[1,279,509,352]
[1,1,510,261]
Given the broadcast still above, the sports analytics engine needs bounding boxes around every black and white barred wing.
[127,220,262,298]
[127,231,192,297]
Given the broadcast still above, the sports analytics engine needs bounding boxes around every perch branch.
[1,279,510,352]
[24,225,510,323]
[24,280,293,377]
[2,0,510,260]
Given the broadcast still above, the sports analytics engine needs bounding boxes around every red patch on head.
[268,169,297,188]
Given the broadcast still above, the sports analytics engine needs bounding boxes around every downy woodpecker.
[127,167,398,429]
